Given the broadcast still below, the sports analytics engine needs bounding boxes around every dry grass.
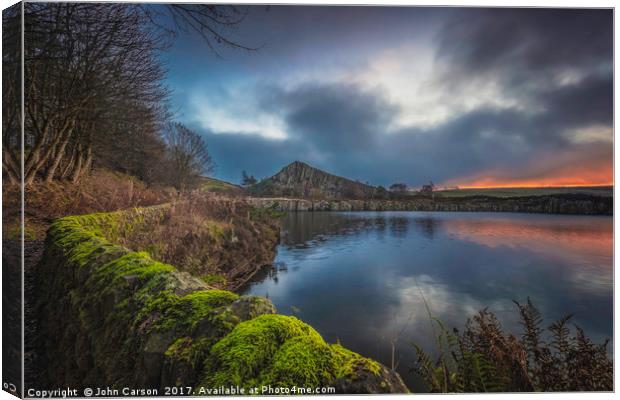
[115,193,282,291]
[3,169,175,239]
[3,170,280,292]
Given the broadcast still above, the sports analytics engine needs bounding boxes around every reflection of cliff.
[413,217,440,239]
[249,194,612,215]
[279,213,444,247]
[279,212,378,246]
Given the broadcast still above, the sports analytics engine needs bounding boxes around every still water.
[241,212,613,392]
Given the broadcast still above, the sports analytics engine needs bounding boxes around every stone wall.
[248,194,612,215]
[36,207,407,394]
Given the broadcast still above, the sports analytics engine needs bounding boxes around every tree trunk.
[60,143,78,179]
[43,133,72,182]
[59,156,75,180]
[71,144,92,183]
[26,117,74,184]
[2,148,20,184]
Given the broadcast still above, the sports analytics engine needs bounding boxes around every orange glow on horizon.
[445,164,612,190]
[458,182,613,189]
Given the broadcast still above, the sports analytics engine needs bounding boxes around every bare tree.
[389,183,408,193]
[420,181,435,198]
[4,3,253,186]
[241,170,257,186]
[2,4,22,185]
[21,3,169,184]
[162,123,213,191]
[141,4,258,56]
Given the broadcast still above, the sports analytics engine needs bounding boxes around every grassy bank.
[3,169,176,241]
[93,194,282,291]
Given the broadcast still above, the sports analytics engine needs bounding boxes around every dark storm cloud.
[165,6,444,78]
[264,83,400,152]
[433,8,613,138]
[381,112,612,185]
[537,73,613,132]
[193,82,400,184]
[436,8,612,84]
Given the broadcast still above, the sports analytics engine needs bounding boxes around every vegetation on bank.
[412,299,612,392]
[2,169,176,241]
[23,189,280,291]
[109,194,281,290]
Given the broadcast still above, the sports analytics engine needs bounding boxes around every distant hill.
[250,161,385,199]
[199,176,244,195]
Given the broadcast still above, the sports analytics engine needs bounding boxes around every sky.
[162,6,613,188]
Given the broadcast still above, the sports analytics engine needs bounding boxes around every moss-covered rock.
[199,314,407,392]
[37,205,407,393]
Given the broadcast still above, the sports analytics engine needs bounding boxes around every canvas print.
[2,2,613,397]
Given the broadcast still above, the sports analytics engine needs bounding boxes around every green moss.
[165,337,193,358]
[200,314,379,390]
[97,252,175,282]
[266,334,335,386]
[201,314,308,388]
[139,290,238,333]
[331,343,381,378]
[201,273,227,286]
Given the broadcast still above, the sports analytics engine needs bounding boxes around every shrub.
[412,298,612,392]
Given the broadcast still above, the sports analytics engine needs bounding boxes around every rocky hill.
[250,161,383,199]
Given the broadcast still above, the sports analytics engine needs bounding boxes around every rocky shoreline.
[248,193,612,215]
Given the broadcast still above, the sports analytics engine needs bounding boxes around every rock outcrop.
[250,161,380,199]
[36,206,408,394]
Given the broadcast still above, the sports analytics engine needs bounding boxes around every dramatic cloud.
[166,6,613,188]
[268,83,399,151]
[435,8,612,85]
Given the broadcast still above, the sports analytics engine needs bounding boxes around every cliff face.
[251,161,379,199]
[248,194,612,215]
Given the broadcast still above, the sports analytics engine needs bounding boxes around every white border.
[0,1,615,400]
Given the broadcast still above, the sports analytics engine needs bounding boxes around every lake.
[241,211,613,392]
